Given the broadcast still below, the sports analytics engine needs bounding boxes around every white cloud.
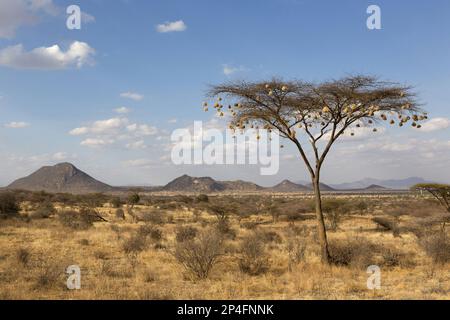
[114,107,130,114]
[127,124,158,136]
[126,140,147,150]
[70,117,129,136]
[168,118,177,124]
[5,121,29,128]
[156,20,187,33]
[120,92,144,101]
[223,64,247,76]
[80,138,114,148]
[421,117,450,132]
[0,41,95,70]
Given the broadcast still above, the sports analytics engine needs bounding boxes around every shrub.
[372,217,401,237]
[138,224,163,242]
[419,230,450,264]
[196,194,209,203]
[16,247,31,266]
[174,229,223,279]
[79,239,90,246]
[122,234,147,256]
[111,197,123,208]
[381,248,414,268]
[35,264,62,289]
[286,237,307,269]
[141,210,165,224]
[0,192,20,217]
[257,230,282,244]
[115,208,125,220]
[238,232,269,275]
[59,210,94,230]
[322,199,349,231]
[30,201,56,219]
[176,226,198,243]
[329,238,377,268]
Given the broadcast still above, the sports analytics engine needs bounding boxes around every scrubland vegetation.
[0,190,449,299]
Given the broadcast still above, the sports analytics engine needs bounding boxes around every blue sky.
[0,0,449,186]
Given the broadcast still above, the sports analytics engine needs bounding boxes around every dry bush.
[419,230,450,264]
[329,238,377,268]
[16,247,31,266]
[286,237,307,270]
[381,248,414,268]
[174,229,223,279]
[79,239,89,246]
[115,208,125,220]
[140,210,165,224]
[30,201,56,219]
[138,224,163,242]
[256,230,282,244]
[101,260,134,278]
[238,232,270,275]
[122,233,147,256]
[58,210,95,230]
[330,237,413,268]
[372,217,400,237]
[35,263,62,289]
[175,225,198,242]
[240,221,259,230]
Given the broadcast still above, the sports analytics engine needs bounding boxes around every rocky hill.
[7,163,114,194]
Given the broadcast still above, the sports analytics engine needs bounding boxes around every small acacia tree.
[206,75,426,264]
[412,183,450,230]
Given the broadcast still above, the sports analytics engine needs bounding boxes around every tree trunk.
[312,176,331,264]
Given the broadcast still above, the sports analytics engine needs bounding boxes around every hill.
[162,175,263,193]
[7,163,114,194]
[270,180,310,192]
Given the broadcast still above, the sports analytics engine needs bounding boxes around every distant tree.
[208,75,425,264]
[126,193,141,221]
[413,183,450,230]
[127,193,141,209]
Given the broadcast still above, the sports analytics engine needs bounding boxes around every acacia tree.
[206,75,426,264]
[412,183,450,230]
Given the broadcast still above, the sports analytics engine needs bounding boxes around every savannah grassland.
[0,192,449,300]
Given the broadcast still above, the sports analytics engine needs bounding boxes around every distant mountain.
[330,177,432,190]
[8,163,114,194]
[163,175,225,193]
[270,180,310,192]
[363,184,388,191]
[305,182,336,191]
[162,175,263,193]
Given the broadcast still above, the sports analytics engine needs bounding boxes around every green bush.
[0,192,20,217]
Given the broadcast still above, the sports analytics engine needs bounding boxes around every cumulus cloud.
[420,117,450,132]
[120,92,144,101]
[5,121,29,128]
[156,20,187,33]
[70,117,158,149]
[114,107,130,114]
[0,41,95,70]
[80,138,115,148]
[70,118,129,136]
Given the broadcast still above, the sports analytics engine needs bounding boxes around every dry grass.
[0,194,448,300]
